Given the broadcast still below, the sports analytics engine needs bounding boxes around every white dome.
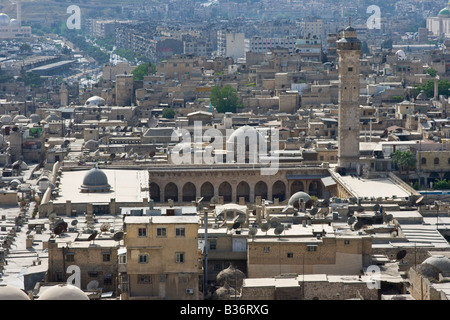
[45,112,60,122]
[37,284,89,300]
[0,284,30,300]
[0,13,10,27]
[422,255,450,274]
[288,191,311,206]
[9,19,19,27]
[395,50,406,61]
[30,114,41,123]
[84,96,105,107]
[0,115,12,124]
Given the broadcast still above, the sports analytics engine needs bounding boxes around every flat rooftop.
[337,176,411,199]
[54,169,149,204]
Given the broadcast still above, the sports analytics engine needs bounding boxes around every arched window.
[421,158,426,165]
[434,158,439,165]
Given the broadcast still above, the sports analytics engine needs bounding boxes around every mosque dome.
[422,255,450,274]
[288,191,311,206]
[0,13,10,27]
[37,284,89,300]
[439,3,450,16]
[83,139,99,151]
[84,96,105,107]
[9,19,19,27]
[13,115,27,123]
[0,114,12,124]
[0,284,30,300]
[80,166,111,193]
[30,114,41,123]
[45,112,60,122]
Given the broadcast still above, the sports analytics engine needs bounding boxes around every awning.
[321,176,337,187]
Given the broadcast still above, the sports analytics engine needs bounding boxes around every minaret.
[16,1,21,27]
[336,23,361,172]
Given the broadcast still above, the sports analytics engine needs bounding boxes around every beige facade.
[247,236,372,278]
[121,215,200,300]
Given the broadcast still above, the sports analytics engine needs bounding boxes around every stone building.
[120,215,200,299]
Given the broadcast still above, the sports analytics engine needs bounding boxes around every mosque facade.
[427,1,450,38]
[0,2,31,39]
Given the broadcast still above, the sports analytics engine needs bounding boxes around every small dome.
[37,284,89,300]
[84,139,99,151]
[288,191,311,206]
[0,13,10,27]
[80,167,111,192]
[439,7,450,16]
[0,114,12,124]
[45,112,60,122]
[13,115,27,122]
[421,255,450,274]
[0,284,30,300]
[9,19,19,27]
[84,96,105,107]
[30,114,41,123]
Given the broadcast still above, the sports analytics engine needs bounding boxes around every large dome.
[80,167,111,192]
[37,284,89,300]
[0,284,30,300]
[84,96,105,107]
[421,255,450,274]
[0,13,10,27]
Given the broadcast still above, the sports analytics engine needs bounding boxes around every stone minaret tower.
[337,24,361,172]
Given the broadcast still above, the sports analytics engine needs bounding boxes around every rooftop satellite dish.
[347,216,356,225]
[261,222,270,233]
[310,207,319,216]
[416,196,424,204]
[384,213,394,224]
[196,197,204,204]
[88,230,98,243]
[353,220,364,231]
[86,280,99,291]
[356,206,365,213]
[269,217,281,228]
[237,215,246,225]
[274,224,285,237]
[373,204,380,212]
[100,223,110,233]
[112,231,124,242]
[396,250,407,261]
[71,219,78,226]
[232,222,241,230]
[248,227,258,239]
[210,196,219,204]
[53,220,67,236]
[48,213,57,223]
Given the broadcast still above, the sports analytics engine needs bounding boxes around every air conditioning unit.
[186,289,194,294]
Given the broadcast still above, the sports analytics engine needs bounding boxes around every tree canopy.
[415,79,450,98]
[210,85,242,113]
[132,63,150,81]
[392,150,417,182]
[162,108,175,119]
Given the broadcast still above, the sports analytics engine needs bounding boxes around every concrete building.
[427,1,450,38]
[0,3,31,39]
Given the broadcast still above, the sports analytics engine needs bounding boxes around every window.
[421,157,426,165]
[175,227,185,237]
[157,228,167,237]
[263,246,270,253]
[139,254,148,263]
[103,253,111,262]
[175,252,185,263]
[434,158,440,165]
[344,240,350,245]
[209,239,217,250]
[138,275,151,284]
[348,67,353,72]
[104,274,112,285]
[118,255,126,264]
[307,245,317,252]
[65,253,74,262]
[138,228,147,237]
[88,271,99,277]
[287,252,294,258]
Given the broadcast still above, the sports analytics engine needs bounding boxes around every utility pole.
[203,208,208,300]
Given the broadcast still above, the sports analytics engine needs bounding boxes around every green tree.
[433,179,450,190]
[210,85,242,113]
[162,108,175,119]
[426,68,438,78]
[132,63,150,81]
[392,150,417,183]
[19,43,32,53]
[416,79,450,98]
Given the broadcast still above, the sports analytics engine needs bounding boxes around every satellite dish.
[384,214,394,224]
[53,220,68,236]
[347,216,356,225]
[310,207,319,216]
[356,206,365,213]
[416,196,424,204]
[232,222,241,229]
[88,230,98,243]
[71,219,78,226]
[274,224,285,237]
[248,227,258,238]
[100,223,111,232]
[236,215,246,225]
[86,280,99,291]
[373,204,380,211]
[210,196,219,204]
[112,231,124,242]
[261,222,270,233]
[48,213,57,223]
[396,250,407,261]
[353,220,364,231]
[269,217,281,228]
[196,197,204,204]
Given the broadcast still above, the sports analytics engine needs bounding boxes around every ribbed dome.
[0,284,30,300]
[80,167,111,192]
[421,255,450,274]
[37,284,89,300]
[0,13,10,27]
